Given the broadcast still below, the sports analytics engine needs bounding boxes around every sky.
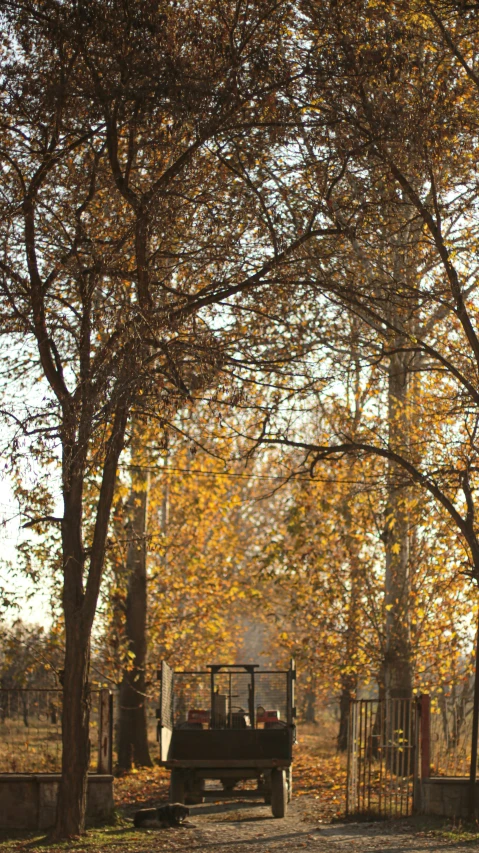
[0,475,53,626]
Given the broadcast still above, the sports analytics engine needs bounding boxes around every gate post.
[98,688,113,774]
[419,694,431,780]
[345,700,352,815]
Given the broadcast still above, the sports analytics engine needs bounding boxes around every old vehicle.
[157,661,296,818]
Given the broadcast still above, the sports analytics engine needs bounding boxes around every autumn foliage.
[5,0,479,837]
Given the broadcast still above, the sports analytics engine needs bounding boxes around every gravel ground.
[174,799,479,852]
[1,795,477,852]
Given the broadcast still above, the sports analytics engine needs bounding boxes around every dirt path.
[175,799,479,853]
[1,797,478,852]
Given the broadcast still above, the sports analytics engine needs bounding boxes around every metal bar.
[173,671,211,676]
[411,697,415,811]
[108,691,114,774]
[202,790,264,799]
[389,700,394,817]
[403,701,408,816]
[420,695,431,779]
[394,700,400,818]
[206,664,260,670]
[210,668,215,728]
[161,759,291,768]
[383,699,388,818]
[413,698,420,813]
[358,700,363,812]
[345,699,352,816]
[367,701,372,813]
[361,701,368,812]
[396,699,405,816]
[400,700,405,817]
[174,670,289,675]
[408,699,413,815]
[352,699,358,813]
[251,669,255,729]
[376,700,383,814]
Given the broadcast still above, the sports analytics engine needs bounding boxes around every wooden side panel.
[169,727,292,761]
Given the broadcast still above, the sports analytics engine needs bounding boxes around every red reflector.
[187,709,210,723]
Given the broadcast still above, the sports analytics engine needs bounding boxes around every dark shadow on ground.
[189,801,266,817]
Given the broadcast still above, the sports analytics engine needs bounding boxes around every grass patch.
[0,819,196,853]
[423,816,479,843]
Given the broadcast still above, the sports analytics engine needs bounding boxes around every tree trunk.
[55,612,91,837]
[337,469,360,753]
[337,673,357,752]
[54,404,129,837]
[383,347,413,702]
[304,687,316,723]
[378,346,414,774]
[117,457,152,770]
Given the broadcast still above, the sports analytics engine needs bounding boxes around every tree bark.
[304,687,316,723]
[337,488,360,752]
[337,672,357,752]
[117,455,152,770]
[382,347,413,702]
[56,616,91,836]
[54,404,129,837]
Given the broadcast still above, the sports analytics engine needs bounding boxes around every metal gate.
[346,698,419,817]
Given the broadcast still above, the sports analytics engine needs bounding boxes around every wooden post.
[420,694,430,780]
[98,689,113,774]
[469,609,479,819]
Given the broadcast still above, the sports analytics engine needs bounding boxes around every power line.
[119,464,380,484]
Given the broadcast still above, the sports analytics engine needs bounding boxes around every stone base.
[420,777,479,818]
[0,773,114,830]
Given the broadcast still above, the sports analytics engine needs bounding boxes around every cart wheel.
[259,772,271,804]
[185,776,205,804]
[270,768,287,818]
[169,768,185,804]
[287,767,293,803]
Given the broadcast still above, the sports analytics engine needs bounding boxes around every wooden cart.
[157,661,296,818]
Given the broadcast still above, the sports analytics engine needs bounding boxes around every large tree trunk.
[378,347,414,775]
[54,405,128,837]
[55,465,92,838]
[337,460,360,753]
[56,618,91,836]
[117,457,152,770]
[383,348,413,701]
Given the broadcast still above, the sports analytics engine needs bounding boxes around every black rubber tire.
[169,768,185,804]
[260,772,271,804]
[185,777,205,804]
[271,768,287,818]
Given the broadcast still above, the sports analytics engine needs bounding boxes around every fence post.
[98,689,113,774]
[420,694,431,779]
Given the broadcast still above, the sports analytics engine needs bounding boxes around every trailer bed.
[157,661,296,818]
[163,727,291,762]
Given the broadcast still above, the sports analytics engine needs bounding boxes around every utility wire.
[119,464,381,484]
